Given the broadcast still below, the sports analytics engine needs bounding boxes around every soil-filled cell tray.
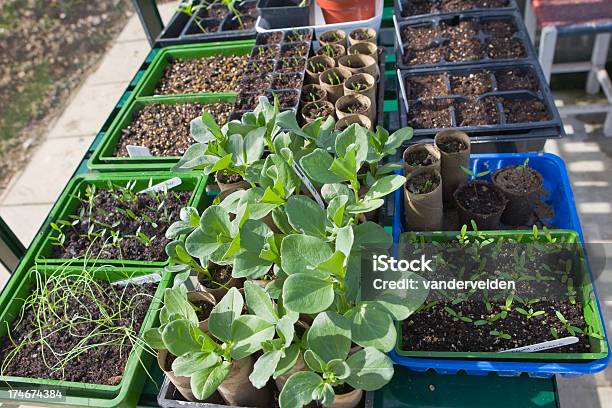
[91,95,236,169]
[0,265,171,406]
[35,172,208,267]
[398,63,563,138]
[133,41,255,99]
[157,0,257,46]
[395,0,518,20]
[393,229,607,361]
[394,10,534,70]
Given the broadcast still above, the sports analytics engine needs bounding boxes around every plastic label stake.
[499,337,579,353]
[127,145,153,157]
[112,273,162,286]
[292,161,326,209]
[138,177,182,194]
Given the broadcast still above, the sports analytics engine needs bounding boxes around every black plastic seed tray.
[156,0,257,46]
[396,62,564,144]
[393,10,536,71]
[231,28,314,116]
[394,0,518,22]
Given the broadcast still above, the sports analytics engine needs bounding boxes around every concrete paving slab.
[88,39,150,85]
[0,203,52,246]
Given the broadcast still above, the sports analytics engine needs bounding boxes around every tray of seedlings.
[396,63,564,142]
[394,10,535,70]
[34,172,208,267]
[0,264,171,407]
[157,0,258,46]
[394,0,518,21]
[231,28,313,115]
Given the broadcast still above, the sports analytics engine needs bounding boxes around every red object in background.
[316,0,375,24]
[533,0,612,27]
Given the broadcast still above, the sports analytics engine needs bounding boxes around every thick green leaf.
[365,175,406,200]
[304,349,326,372]
[300,149,344,184]
[285,196,328,237]
[353,222,393,249]
[279,371,322,408]
[163,286,198,325]
[274,344,300,378]
[208,287,243,343]
[143,328,164,350]
[162,319,203,356]
[244,281,277,324]
[312,382,335,407]
[190,116,217,144]
[283,272,334,314]
[230,315,275,360]
[346,199,385,214]
[386,127,413,151]
[280,234,333,275]
[307,311,351,362]
[200,110,224,140]
[327,195,348,227]
[172,351,219,376]
[335,124,369,168]
[335,225,354,257]
[250,350,284,389]
[245,128,266,164]
[317,251,346,278]
[191,360,231,401]
[345,303,396,352]
[321,183,355,204]
[276,314,297,348]
[327,359,350,380]
[210,153,233,173]
[346,347,394,391]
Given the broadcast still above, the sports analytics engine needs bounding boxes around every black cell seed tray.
[396,62,564,143]
[231,28,314,116]
[156,0,257,46]
[393,10,536,71]
[394,0,518,22]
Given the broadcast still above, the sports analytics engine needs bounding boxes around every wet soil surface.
[245,59,275,76]
[486,38,526,59]
[114,102,232,157]
[0,280,157,384]
[276,58,307,73]
[257,31,284,45]
[405,149,439,167]
[494,166,543,194]
[450,72,492,95]
[301,87,326,104]
[252,45,281,61]
[217,169,243,184]
[51,187,189,262]
[406,171,440,194]
[154,55,249,95]
[495,69,539,92]
[456,97,500,126]
[198,263,234,290]
[271,73,303,89]
[437,137,468,153]
[408,100,453,129]
[340,101,368,115]
[268,90,299,109]
[401,0,510,17]
[407,75,448,99]
[303,103,334,120]
[281,42,310,59]
[455,181,506,215]
[240,74,272,94]
[503,98,551,123]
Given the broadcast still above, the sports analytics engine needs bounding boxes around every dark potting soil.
[155,55,249,95]
[440,19,478,39]
[303,103,333,120]
[114,102,232,157]
[408,100,452,129]
[495,69,538,92]
[51,188,190,261]
[401,0,510,17]
[401,242,592,353]
[301,87,325,104]
[494,166,543,194]
[486,38,526,59]
[405,45,443,65]
[198,263,233,290]
[190,18,220,33]
[251,45,281,61]
[224,15,256,31]
[271,73,304,90]
[235,92,262,111]
[258,31,284,45]
[269,90,299,109]
[245,59,275,77]
[276,58,307,73]
[455,181,505,215]
[437,137,468,153]
[444,38,483,62]
[282,42,310,59]
[351,30,375,42]
[285,30,313,43]
[0,280,157,384]
[237,1,258,17]
[482,19,518,38]
[503,98,551,123]
[203,4,229,19]
[405,149,439,167]
[401,25,439,49]
[450,71,493,96]
[456,98,500,126]
[340,101,368,115]
[407,75,448,100]
[407,172,440,194]
[348,78,372,93]
[316,44,343,59]
[193,300,215,321]
[217,169,243,184]
[240,74,272,94]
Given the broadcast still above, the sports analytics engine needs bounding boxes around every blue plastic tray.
[391,151,611,377]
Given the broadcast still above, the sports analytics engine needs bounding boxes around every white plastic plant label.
[292,162,325,209]
[138,177,182,194]
[112,273,162,287]
[499,337,579,353]
[126,145,152,157]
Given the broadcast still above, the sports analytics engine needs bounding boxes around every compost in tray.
[398,0,514,18]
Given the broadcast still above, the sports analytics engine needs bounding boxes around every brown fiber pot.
[454,180,508,230]
[302,101,336,124]
[300,84,328,106]
[402,144,441,176]
[316,43,346,62]
[335,114,371,131]
[158,349,197,401]
[335,94,375,123]
[218,356,272,407]
[404,167,443,231]
[343,73,376,104]
[316,0,375,24]
[492,166,543,226]
[338,54,379,79]
[198,262,241,303]
[215,172,250,193]
[348,42,378,63]
[305,55,335,84]
[348,27,377,46]
[434,130,471,206]
[318,28,347,47]
[320,67,351,104]
[330,388,364,408]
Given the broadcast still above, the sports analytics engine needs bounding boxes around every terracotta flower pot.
[318,28,346,47]
[335,114,371,131]
[338,54,378,79]
[404,167,443,231]
[320,67,351,104]
[434,130,471,206]
[215,171,249,193]
[348,42,378,63]
[402,144,441,176]
[330,387,364,408]
[305,55,335,84]
[335,94,374,123]
[348,27,377,46]
[343,73,376,104]
[218,356,272,407]
[316,0,375,24]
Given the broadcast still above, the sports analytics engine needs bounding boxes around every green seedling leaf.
[307,311,352,362]
[208,287,243,343]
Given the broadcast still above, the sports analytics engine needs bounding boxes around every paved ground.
[0,5,612,406]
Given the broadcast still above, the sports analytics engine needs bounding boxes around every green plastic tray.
[0,265,172,407]
[396,229,608,361]
[34,172,208,267]
[132,41,255,99]
[88,94,237,172]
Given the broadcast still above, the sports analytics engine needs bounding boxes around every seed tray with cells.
[157,0,258,46]
[397,63,563,137]
[231,29,313,117]
[394,10,535,70]
[394,0,518,21]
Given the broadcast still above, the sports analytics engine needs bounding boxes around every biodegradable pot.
[348,27,377,46]
[198,262,241,302]
[492,166,544,226]
[319,29,346,47]
[434,130,471,206]
[403,167,443,231]
[300,84,328,106]
[402,144,441,176]
[343,73,376,104]
[218,356,272,407]
[338,54,378,79]
[335,93,374,123]
[348,42,378,63]
[320,67,351,103]
[335,114,372,131]
[158,349,197,401]
[454,180,508,230]
[302,101,336,124]
[316,43,346,62]
[316,0,375,24]
[305,55,335,84]
[215,171,250,193]
[330,387,364,408]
